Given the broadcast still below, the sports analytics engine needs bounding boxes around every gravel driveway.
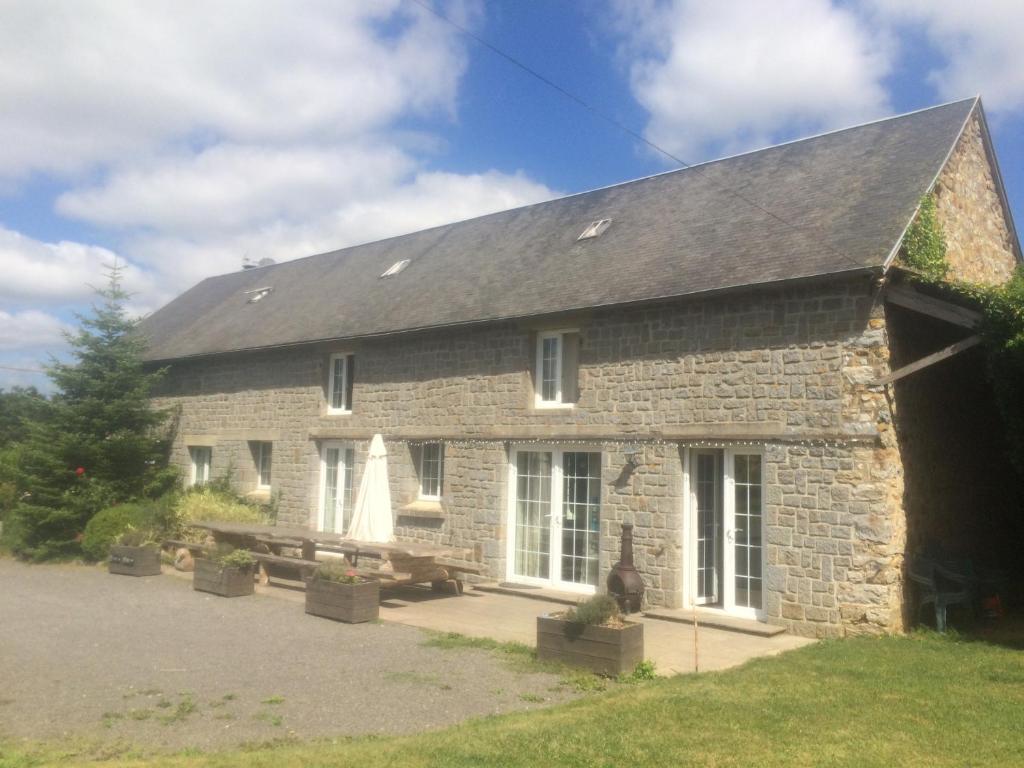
[0,559,577,751]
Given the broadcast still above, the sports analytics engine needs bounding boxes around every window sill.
[325,409,352,417]
[532,402,576,411]
[398,500,445,520]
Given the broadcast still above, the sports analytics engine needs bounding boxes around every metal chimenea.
[607,522,645,613]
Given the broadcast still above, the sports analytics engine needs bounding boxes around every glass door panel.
[320,442,352,534]
[514,451,552,580]
[561,452,601,587]
[694,450,723,605]
[732,454,763,610]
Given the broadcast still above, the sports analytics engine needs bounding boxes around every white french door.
[688,448,765,619]
[319,441,355,534]
[507,446,601,593]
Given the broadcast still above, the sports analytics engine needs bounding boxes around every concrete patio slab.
[236,571,815,675]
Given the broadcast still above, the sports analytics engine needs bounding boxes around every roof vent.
[380,259,411,278]
[577,219,612,241]
[244,287,273,303]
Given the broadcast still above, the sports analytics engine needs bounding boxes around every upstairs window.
[418,442,444,501]
[534,331,580,408]
[255,442,273,489]
[328,353,355,414]
[189,446,211,487]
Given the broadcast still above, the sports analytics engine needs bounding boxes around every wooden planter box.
[192,558,255,597]
[108,545,162,577]
[536,614,644,676]
[305,577,380,623]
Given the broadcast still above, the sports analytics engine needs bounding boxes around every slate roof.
[139,98,985,362]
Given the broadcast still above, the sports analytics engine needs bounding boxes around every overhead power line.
[408,0,866,273]
[0,365,45,374]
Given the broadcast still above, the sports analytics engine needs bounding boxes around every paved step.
[642,607,787,637]
[472,582,582,606]
[474,583,786,638]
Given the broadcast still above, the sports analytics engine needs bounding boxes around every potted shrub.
[192,545,256,597]
[108,528,162,577]
[536,594,644,676]
[305,560,380,623]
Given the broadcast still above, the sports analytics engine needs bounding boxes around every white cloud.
[0,0,467,180]
[0,225,164,310]
[0,310,71,352]
[57,143,416,236]
[869,0,1024,113]
[616,0,892,160]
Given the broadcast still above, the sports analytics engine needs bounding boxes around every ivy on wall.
[898,192,1024,477]
[946,270,1024,477]
[900,193,948,280]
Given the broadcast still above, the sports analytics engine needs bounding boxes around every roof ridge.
[207,97,979,281]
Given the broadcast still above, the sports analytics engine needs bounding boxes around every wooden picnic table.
[186,520,479,591]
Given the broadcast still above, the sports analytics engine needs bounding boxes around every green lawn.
[3,631,1023,768]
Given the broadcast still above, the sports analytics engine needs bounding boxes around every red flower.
[346,570,357,578]
[75,467,85,476]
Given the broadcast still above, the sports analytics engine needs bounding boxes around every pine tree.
[9,264,178,559]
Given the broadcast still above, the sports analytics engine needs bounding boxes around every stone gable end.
[932,109,1019,285]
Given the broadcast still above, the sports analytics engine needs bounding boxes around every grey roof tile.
[139,98,978,361]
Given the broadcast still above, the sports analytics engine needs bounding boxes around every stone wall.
[933,111,1019,285]
[153,276,904,637]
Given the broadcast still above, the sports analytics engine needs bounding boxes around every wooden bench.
[250,552,320,585]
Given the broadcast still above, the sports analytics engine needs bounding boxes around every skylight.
[577,219,612,240]
[244,287,273,303]
[380,259,411,278]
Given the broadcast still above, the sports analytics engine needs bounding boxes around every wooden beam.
[872,335,983,386]
[885,284,982,329]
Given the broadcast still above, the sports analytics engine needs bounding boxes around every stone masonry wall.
[932,111,1019,285]
[153,276,903,637]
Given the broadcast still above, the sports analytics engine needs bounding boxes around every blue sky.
[1,0,1022,391]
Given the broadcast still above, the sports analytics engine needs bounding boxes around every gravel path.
[0,559,577,751]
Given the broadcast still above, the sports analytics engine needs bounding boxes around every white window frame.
[504,444,601,595]
[681,446,766,621]
[534,330,574,409]
[189,446,211,487]
[418,442,444,501]
[318,441,354,534]
[327,353,353,415]
[256,441,273,490]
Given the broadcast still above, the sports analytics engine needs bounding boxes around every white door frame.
[505,444,600,595]
[318,440,352,534]
[682,446,766,621]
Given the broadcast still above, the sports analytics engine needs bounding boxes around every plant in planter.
[108,527,162,577]
[536,593,644,676]
[305,559,380,623]
[192,544,257,597]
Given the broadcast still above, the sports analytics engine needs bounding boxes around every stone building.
[141,97,1020,637]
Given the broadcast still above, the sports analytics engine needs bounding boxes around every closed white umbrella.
[345,434,394,543]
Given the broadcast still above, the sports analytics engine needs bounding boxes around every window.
[418,442,444,500]
[534,331,580,408]
[189,446,211,487]
[380,259,410,278]
[256,442,273,489]
[577,218,611,240]
[327,353,354,414]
